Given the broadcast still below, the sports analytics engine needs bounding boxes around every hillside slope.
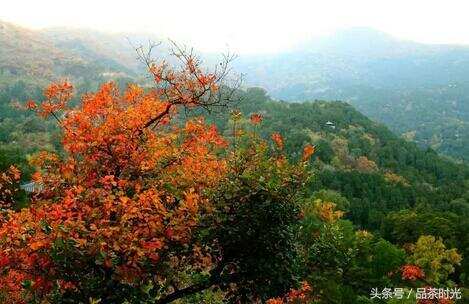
[207,88,469,225]
[0,21,134,87]
[201,88,469,283]
[42,27,148,73]
[234,28,469,161]
[235,28,469,98]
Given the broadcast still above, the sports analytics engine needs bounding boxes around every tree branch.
[155,267,240,304]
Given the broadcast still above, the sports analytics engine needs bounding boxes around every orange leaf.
[302,144,315,161]
[30,241,47,251]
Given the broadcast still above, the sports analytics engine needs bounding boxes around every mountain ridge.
[1,21,469,161]
[0,20,135,87]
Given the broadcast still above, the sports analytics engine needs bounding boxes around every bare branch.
[133,40,241,132]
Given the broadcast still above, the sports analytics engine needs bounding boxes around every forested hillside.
[205,87,469,289]
[0,21,135,88]
[0,21,468,303]
[234,28,469,161]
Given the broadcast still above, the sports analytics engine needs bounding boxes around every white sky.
[2,0,469,53]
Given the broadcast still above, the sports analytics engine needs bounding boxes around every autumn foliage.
[401,264,425,281]
[266,281,314,304]
[0,47,316,303]
[0,165,21,209]
[0,48,235,303]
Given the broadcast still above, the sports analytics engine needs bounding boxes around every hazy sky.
[2,0,469,53]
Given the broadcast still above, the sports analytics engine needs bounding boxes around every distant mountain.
[42,28,155,72]
[0,20,79,84]
[0,21,134,87]
[235,28,469,95]
[233,28,469,161]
